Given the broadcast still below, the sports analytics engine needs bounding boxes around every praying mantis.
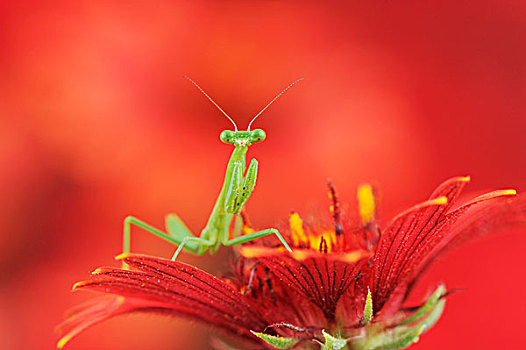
[121,76,302,265]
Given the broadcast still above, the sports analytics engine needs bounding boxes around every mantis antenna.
[247,78,304,131]
[184,75,238,131]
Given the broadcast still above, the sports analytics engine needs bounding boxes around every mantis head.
[184,75,302,146]
[220,129,266,146]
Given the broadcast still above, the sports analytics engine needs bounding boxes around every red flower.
[57,177,525,349]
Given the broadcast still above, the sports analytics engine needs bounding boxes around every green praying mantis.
[121,76,302,265]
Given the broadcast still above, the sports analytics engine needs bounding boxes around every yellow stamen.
[290,212,307,247]
[308,232,335,252]
[310,235,322,252]
[357,184,376,225]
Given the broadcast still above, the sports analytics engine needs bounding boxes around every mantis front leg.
[223,159,292,252]
[226,158,258,215]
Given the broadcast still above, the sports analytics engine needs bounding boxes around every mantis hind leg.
[122,215,204,268]
[224,228,292,252]
[170,235,214,261]
[165,213,194,239]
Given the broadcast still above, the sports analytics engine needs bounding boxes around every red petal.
[372,176,469,312]
[56,296,166,349]
[58,254,267,348]
[256,255,367,323]
[404,193,525,296]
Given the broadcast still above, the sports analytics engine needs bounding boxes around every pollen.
[358,184,376,225]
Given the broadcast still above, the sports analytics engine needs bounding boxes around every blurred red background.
[1,1,525,349]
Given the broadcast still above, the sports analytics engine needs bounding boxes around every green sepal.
[251,330,299,349]
[399,284,445,326]
[361,287,373,326]
[353,289,446,350]
[354,325,425,350]
[417,298,445,332]
[320,330,348,350]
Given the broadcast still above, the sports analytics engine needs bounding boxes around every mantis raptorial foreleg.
[225,160,245,214]
[228,158,258,214]
[221,159,293,252]
[235,159,258,213]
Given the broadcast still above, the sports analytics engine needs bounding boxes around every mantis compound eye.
[220,130,235,144]
[250,129,266,143]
